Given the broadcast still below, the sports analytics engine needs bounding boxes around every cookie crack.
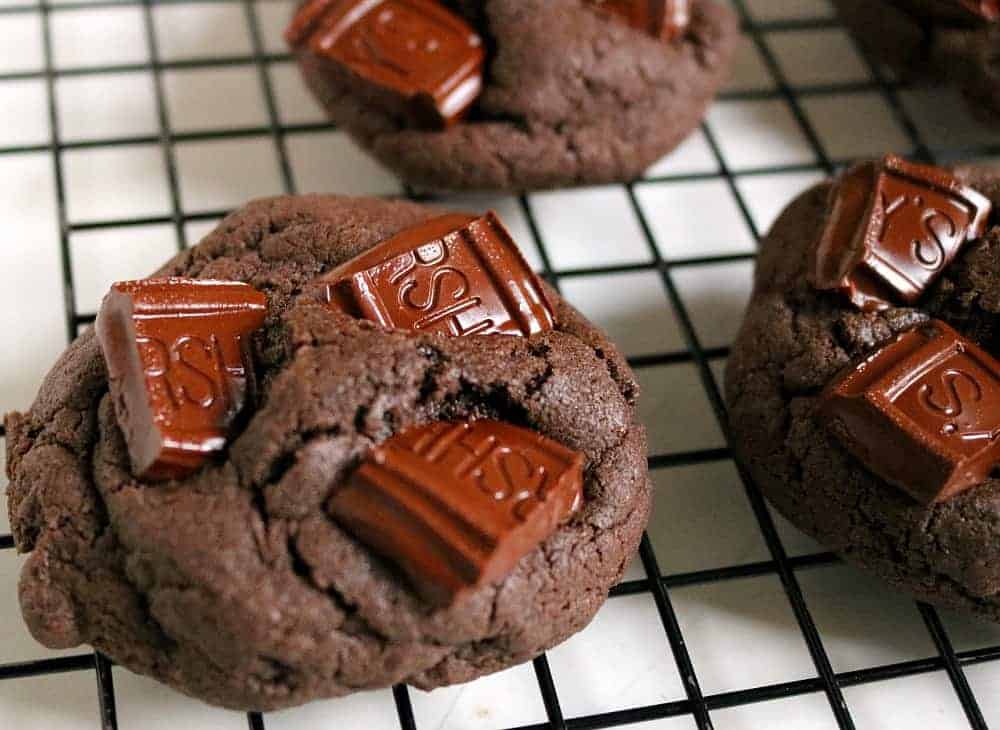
[285,528,394,645]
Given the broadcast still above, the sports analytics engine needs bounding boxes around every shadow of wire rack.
[1,0,1000,728]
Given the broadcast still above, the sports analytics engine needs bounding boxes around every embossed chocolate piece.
[322,212,555,337]
[96,279,268,481]
[811,155,992,311]
[330,420,584,606]
[285,0,484,128]
[818,320,1000,504]
[589,0,690,40]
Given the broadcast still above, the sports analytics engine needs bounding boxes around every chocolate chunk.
[947,0,998,22]
[818,320,1000,504]
[285,0,484,128]
[96,279,267,481]
[329,420,584,606]
[894,0,999,25]
[589,0,690,40]
[321,212,555,337]
[811,155,992,311]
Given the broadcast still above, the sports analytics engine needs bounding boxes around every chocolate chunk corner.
[818,319,1000,504]
[96,278,267,481]
[588,0,691,41]
[810,155,992,311]
[285,0,485,128]
[321,211,555,337]
[329,420,584,606]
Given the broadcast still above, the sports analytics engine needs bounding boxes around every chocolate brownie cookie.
[4,195,650,710]
[726,159,1000,620]
[833,0,1000,123]
[288,0,737,192]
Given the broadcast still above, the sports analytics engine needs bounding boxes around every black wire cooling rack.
[2,0,1000,728]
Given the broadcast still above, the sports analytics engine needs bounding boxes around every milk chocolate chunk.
[589,0,690,40]
[286,0,484,128]
[811,155,992,311]
[330,420,584,606]
[818,320,1000,504]
[322,212,555,337]
[96,279,267,481]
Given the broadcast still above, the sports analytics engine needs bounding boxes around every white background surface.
[2,0,1000,728]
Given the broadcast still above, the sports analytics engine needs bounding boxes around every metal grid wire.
[1,0,999,728]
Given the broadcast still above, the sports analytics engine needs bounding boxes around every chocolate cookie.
[833,0,1000,123]
[726,160,1000,621]
[4,195,650,710]
[288,0,737,191]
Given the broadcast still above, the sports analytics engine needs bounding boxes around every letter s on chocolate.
[321,212,556,337]
[329,420,584,607]
[818,320,1000,505]
[96,279,267,481]
[810,155,992,311]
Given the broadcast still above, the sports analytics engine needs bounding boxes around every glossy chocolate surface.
[811,155,992,311]
[286,0,484,127]
[96,279,267,481]
[329,420,584,606]
[589,0,691,40]
[819,320,1000,504]
[322,212,556,337]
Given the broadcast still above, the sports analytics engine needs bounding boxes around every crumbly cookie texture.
[726,165,1000,620]
[294,0,737,191]
[5,195,650,710]
[832,0,1000,123]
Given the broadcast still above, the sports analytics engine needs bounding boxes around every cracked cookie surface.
[293,0,738,191]
[725,165,1000,620]
[4,195,651,710]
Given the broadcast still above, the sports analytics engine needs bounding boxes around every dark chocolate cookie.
[726,162,1000,621]
[4,195,650,710]
[290,0,737,191]
[833,0,1000,123]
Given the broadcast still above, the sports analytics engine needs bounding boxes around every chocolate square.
[811,155,992,311]
[322,212,556,337]
[329,420,584,606]
[96,279,267,481]
[819,320,1000,504]
[589,0,690,40]
[286,0,484,127]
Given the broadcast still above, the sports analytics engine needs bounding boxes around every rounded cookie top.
[725,163,1000,621]
[292,0,738,191]
[4,195,650,710]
